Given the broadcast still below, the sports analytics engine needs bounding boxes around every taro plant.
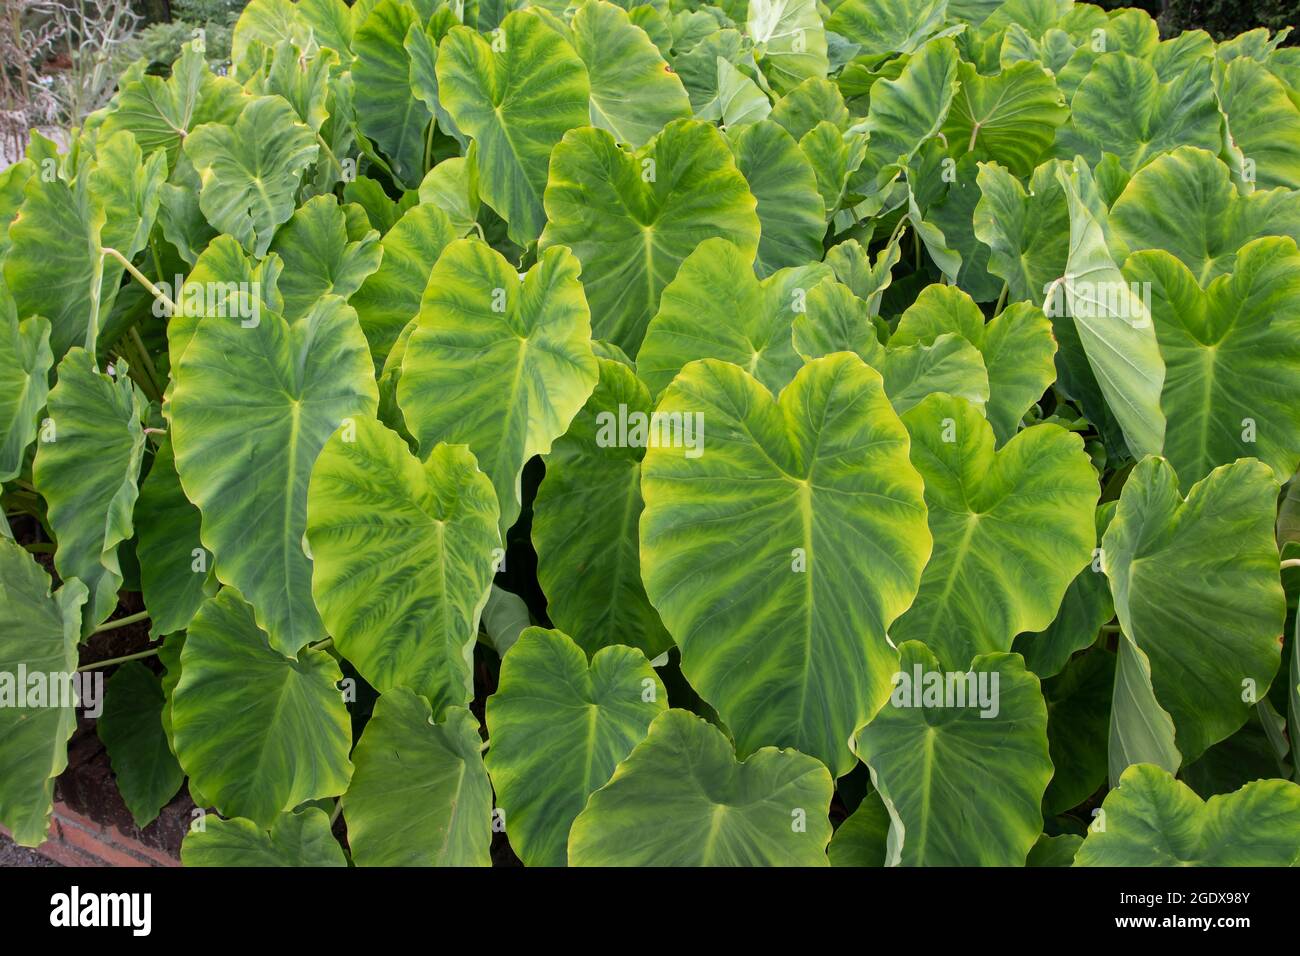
[1,0,1300,868]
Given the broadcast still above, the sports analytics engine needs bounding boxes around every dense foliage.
[2,0,1300,867]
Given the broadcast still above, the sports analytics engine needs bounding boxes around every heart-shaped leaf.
[640,353,931,776]
[33,349,147,635]
[571,0,692,148]
[485,627,666,866]
[1102,456,1285,764]
[96,662,184,828]
[1123,237,1300,491]
[437,9,590,246]
[1109,147,1300,284]
[568,709,834,865]
[184,95,319,257]
[853,642,1053,866]
[306,416,500,717]
[181,808,347,866]
[892,394,1098,668]
[397,239,598,534]
[1075,763,1300,866]
[343,688,492,866]
[532,353,672,658]
[0,287,51,482]
[729,120,826,276]
[944,60,1067,176]
[539,119,760,357]
[0,539,86,847]
[171,588,354,827]
[636,237,831,396]
[265,195,382,322]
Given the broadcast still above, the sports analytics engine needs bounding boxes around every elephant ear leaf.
[637,237,831,396]
[1075,763,1300,866]
[397,239,598,534]
[485,628,667,867]
[539,120,760,357]
[748,0,829,95]
[169,296,378,656]
[942,60,1068,177]
[852,643,1054,866]
[266,195,382,323]
[729,119,827,277]
[170,588,354,827]
[568,709,834,865]
[0,539,86,847]
[352,0,434,189]
[1123,237,1300,491]
[531,356,672,659]
[1108,146,1300,283]
[639,353,931,776]
[33,349,147,635]
[570,0,692,149]
[891,394,1098,669]
[182,807,347,866]
[184,95,319,257]
[343,688,493,866]
[890,284,1057,443]
[436,9,591,246]
[350,200,457,370]
[1102,456,1285,766]
[306,416,500,718]
[100,44,246,171]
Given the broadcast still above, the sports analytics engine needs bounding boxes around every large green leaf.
[1102,456,1285,764]
[571,0,692,148]
[170,297,379,656]
[729,120,826,276]
[306,416,499,717]
[539,120,761,356]
[349,201,457,370]
[827,791,890,866]
[485,627,666,866]
[437,9,590,245]
[891,394,1097,667]
[852,642,1053,866]
[0,287,51,482]
[1055,52,1219,171]
[1218,54,1300,191]
[184,95,319,257]
[890,284,1057,444]
[532,354,672,658]
[639,353,931,776]
[943,60,1067,176]
[96,662,184,828]
[265,195,382,322]
[636,237,831,396]
[849,37,959,210]
[343,688,493,866]
[33,349,147,634]
[0,539,86,847]
[397,239,597,534]
[568,709,834,865]
[182,808,347,866]
[826,0,948,58]
[1074,763,1300,866]
[171,588,353,827]
[1052,158,1165,457]
[1109,147,1300,284]
[1123,237,1300,491]
[100,45,246,171]
[5,132,166,358]
[353,0,435,189]
[973,159,1069,304]
[747,0,829,94]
